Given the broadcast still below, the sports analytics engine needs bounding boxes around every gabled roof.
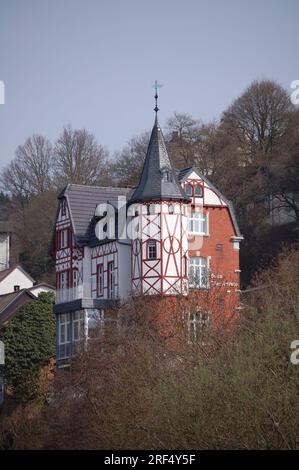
[177,166,242,237]
[129,117,187,204]
[59,184,133,244]
[0,265,35,284]
[0,289,36,325]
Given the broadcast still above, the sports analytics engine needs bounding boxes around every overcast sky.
[0,0,298,168]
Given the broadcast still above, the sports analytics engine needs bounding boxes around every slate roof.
[129,117,187,204]
[0,289,36,325]
[59,184,133,244]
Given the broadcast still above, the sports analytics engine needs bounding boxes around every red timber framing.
[55,198,83,291]
[131,201,189,296]
[183,177,226,208]
[91,242,118,299]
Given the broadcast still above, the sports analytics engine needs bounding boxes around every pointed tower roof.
[129,116,187,204]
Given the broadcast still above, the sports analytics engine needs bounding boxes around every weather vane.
[153,80,163,114]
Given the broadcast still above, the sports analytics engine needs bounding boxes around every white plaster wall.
[0,268,34,295]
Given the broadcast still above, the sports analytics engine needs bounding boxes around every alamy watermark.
[0,80,5,105]
[290,80,299,105]
[0,340,4,365]
[94,197,204,250]
[290,340,299,365]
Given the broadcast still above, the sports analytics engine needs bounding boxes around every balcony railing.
[55,284,86,304]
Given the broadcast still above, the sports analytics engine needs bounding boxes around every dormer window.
[161,168,172,182]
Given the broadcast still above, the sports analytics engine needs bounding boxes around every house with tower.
[52,97,243,363]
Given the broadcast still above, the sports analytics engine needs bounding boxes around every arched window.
[185,184,193,197]
[194,184,203,197]
[147,239,157,259]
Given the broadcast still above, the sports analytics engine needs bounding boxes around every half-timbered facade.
[53,114,242,363]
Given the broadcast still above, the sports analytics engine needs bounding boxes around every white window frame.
[188,210,208,235]
[189,256,209,288]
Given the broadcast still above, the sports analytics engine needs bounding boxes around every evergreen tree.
[0,292,55,403]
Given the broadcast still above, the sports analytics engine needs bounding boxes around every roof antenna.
[153,80,163,115]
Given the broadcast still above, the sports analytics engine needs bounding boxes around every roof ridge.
[67,184,132,191]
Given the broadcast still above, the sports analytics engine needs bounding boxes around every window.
[107,262,115,299]
[147,239,157,259]
[59,229,68,249]
[187,310,210,342]
[194,184,203,197]
[189,256,208,288]
[59,271,68,289]
[188,210,208,235]
[185,184,193,197]
[73,311,84,342]
[59,313,71,346]
[72,270,79,288]
[162,168,172,182]
[97,264,104,297]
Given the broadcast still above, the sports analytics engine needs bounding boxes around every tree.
[0,292,55,403]
[10,190,57,282]
[222,80,293,165]
[109,132,149,187]
[0,135,53,201]
[166,112,201,168]
[53,125,109,188]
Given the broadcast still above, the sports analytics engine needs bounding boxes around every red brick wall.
[188,205,241,313]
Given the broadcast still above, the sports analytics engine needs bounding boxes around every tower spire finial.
[153,80,163,115]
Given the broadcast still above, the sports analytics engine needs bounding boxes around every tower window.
[147,239,157,260]
[185,184,193,197]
